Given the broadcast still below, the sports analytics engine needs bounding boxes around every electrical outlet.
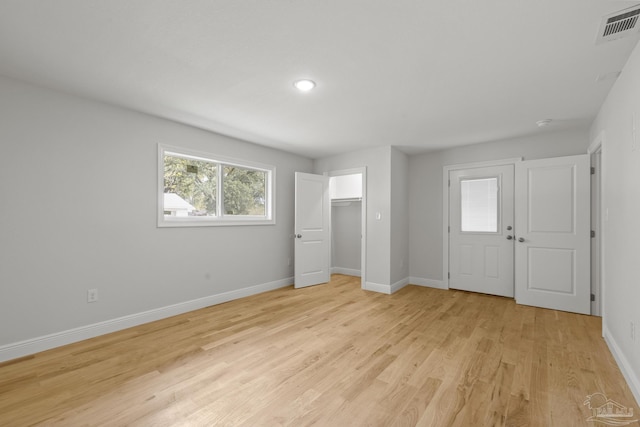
[87,288,98,303]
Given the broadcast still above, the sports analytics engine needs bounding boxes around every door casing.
[588,132,605,319]
[443,155,592,315]
[329,167,367,289]
[443,158,522,291]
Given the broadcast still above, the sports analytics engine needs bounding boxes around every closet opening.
[329,168,367,288]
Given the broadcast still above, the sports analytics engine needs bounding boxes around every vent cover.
[596,5,640,44]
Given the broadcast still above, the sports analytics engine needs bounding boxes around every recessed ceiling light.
[293,79,316,92]
[536,119,552,127]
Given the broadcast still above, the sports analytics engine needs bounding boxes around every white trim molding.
[409,277,448,289]
[589,130,607,329]
[603,325,640,406]
[364,281,391,294]
[588,130,606,154]
[331,267,362,277]
[391,277,410,293]
[0,277,293,363]
[364,278,410,294]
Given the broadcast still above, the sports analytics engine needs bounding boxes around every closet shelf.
[331,197,362,203]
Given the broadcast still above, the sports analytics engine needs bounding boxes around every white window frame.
[158,144,276,227]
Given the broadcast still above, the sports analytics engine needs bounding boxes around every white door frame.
[590,149,602,316]
[329,167,367,288]
[589,132,606,320]
[442,158,522,289]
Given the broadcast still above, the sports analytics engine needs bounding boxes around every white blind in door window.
[461,177,498,232]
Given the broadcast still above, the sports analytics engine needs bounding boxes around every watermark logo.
[584,392,637,426]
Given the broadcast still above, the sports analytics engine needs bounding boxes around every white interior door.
[514,154,590,314]
[449,165,515,297]
[294,172,331,288]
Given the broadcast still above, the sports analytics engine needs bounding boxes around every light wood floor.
[1,275,638,426]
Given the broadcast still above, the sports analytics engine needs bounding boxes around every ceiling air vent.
[596,5,640,44]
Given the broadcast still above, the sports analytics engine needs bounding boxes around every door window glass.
[461,177,498,232]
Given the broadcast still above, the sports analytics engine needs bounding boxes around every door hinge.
[448,226,450,233]
[591,167,595,175]
[448,272,450,279]
[591,293,595,302]
[448,179,451,187]
[591,230,596,238]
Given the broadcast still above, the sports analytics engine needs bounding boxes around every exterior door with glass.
[449,165,515,297]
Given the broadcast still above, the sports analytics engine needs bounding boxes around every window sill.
[158,217,275,228]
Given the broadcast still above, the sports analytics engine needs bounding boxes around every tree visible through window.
[223,165,266,216]
[164,156,217,216]
[158,145,274,226]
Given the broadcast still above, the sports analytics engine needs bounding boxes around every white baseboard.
[0,277,293,363]
[603,324,640,407]
[364,281,391,294]
[391,277,410,293]
[331,267,361,277]
[409,277,448,290]
[364,278,410,295]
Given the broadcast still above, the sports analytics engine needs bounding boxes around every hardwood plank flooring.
[0,274,638,426]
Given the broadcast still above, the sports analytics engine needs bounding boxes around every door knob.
[296,234,302,238]
[506,235,513,240]
[518,237,525,242]
[507,226,513,231]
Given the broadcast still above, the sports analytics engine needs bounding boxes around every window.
[460,177,498,232]
[158,145,275,227]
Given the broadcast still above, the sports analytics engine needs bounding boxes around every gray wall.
[0,75,312,348]
[408,128,590,282]
[590,40,640,402]
[390,147,409,284]
[331,202,361,273]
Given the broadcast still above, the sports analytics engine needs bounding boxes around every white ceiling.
[0,0,638,159]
